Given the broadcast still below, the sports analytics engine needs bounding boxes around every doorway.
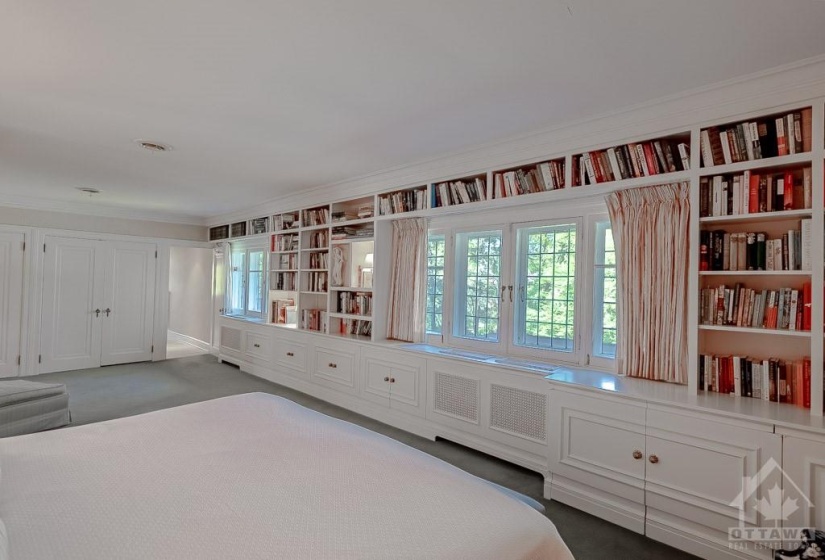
[167,246,213,359]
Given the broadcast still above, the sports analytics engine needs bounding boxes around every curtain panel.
[387,218,427,342]
[606,182,690,384]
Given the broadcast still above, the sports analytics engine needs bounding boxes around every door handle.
[519,285,525,303]
[508,285,513,302]
[500,286,506,302]
[94,309,101,317]
[104,308,111,317]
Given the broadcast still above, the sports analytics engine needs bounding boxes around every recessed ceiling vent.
[76,187,101,195]
[133,139,172,152]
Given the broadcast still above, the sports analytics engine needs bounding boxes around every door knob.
[94,309,101,317]
[104,308,111,317]
[632,450,643,460]
[649,454,659,464]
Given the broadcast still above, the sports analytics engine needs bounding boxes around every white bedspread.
[0,393,572,560]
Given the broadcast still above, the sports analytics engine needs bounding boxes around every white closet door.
[0,232,25,377]
[100,241,156,366]
[40,237,105,374]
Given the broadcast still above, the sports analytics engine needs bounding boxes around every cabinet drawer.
[244,332,271,362]
[274,338,307,374]
[313,347,356,391]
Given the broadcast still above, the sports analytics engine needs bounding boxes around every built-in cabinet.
[0,231,25,377]
[40,236,157,373]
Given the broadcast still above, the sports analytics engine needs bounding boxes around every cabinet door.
[644,407,781,555]
[782,434,825,532]
[0,232,24,377]
[548,390,647,532]
[40,237,105,373]
[361,348,425,417]
[100,242,156,366]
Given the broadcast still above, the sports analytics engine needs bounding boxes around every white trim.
[167,330,211,352]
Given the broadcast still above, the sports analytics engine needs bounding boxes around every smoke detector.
[133,139,172,152]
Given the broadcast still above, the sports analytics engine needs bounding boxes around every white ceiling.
[2,0,825,222]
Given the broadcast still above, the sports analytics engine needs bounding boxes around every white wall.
[0,206,206,241]
[168,246,213,344]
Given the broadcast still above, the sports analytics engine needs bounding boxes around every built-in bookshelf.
[572,132,690,186]
[430,173,488,209]
[249,216,270,235]
[209,225,229,241]
[694,103,821,416]
[378,185,427,216]
[210,96,824,418]
[491,157,565,199]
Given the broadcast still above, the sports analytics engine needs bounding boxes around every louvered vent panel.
[221,327,242,351]
[490,384,547,442]
[433,372,478,423]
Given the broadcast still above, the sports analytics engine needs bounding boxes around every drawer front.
[313,347,356,392]
[274,339,307,374]
[244,332,272,362]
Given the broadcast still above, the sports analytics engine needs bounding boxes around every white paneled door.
[40,236,156,374]
[0,232,25,377]
[100,242,156,366]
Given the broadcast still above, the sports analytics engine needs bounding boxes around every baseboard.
[167,330,211,352]
[645,518,772,560]
[547,476,645,534]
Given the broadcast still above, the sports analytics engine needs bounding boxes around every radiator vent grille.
[434,372,478,423]
[490,384,547,442]
[221,327,242,351]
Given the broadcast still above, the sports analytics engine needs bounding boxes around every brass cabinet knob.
[390,377,396,383]
[632,450,643,460]
[286,352,294,357]
[329,363,337,368]
[649,454,659,464]
[384,376,390,382]
[253,343,260,348]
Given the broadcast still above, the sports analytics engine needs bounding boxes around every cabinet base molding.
[545,475,645,534]
[646,518,771,560]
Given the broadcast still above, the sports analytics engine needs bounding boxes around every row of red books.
[700,355,811,408]
[574,139,689,186]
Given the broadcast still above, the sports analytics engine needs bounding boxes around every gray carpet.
[27,355,696,560]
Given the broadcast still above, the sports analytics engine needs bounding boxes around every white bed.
[0,392,572,560]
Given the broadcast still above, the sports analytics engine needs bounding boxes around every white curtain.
[606,182,690,384]
[387,218,427,342]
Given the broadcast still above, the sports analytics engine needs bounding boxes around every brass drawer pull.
[328,363,337,368]
[286,352,294,357]
[253,343,261,348]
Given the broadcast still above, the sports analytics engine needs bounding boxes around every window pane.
[593,222,617,359]
[515,223,577,352]
[426,234,446,334]
[455,230,501,341]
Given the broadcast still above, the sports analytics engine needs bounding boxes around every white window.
[426,233,446,335]
[592,221,617,360]
[228,243,267,319]
[514,222,578,357]
[453,230,503,343]
[428,204,617,371]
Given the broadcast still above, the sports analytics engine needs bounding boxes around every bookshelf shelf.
[329,312,372,320]
[330,286,372,292]
[300,291,328,295]
[699,209,812,225]
[698,152,812,177]
[699,325,811,337]
[699,270,811,277]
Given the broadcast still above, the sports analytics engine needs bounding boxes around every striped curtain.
[387,218,427,342]
[606,182,690,384]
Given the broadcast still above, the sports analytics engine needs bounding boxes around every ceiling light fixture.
[133,139,172,153]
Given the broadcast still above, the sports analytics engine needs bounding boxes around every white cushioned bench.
[0,380,70,438]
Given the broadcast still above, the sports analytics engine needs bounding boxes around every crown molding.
[208,53,825,226]
[0,192,207,226]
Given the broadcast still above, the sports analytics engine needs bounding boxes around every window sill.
[400,343,590,376]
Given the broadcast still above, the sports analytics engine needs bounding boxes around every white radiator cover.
[490,384,547,443]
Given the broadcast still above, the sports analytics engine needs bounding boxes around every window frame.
[226,241,267,320]
[426,200,617,373]
[510,217,583,363]
[589,216,618,370]
[425,230,448,341]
